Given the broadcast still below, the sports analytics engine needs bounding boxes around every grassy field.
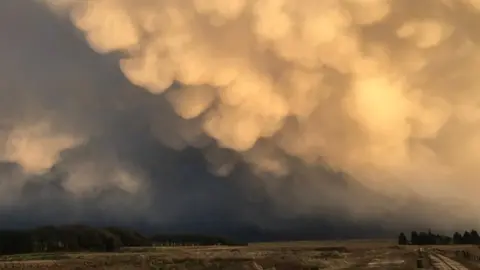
[0,239,445,269]
[1,238,479,269]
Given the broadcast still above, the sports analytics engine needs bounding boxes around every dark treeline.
[0,225,240,255]
[398,229,480,245]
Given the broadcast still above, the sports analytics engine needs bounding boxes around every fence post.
[416,258,424,268]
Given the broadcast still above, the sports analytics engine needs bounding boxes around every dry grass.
[0,239,420,269]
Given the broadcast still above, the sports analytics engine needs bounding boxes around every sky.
[0,0,480,238]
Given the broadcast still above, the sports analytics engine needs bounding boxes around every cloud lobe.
[2,0,480,234]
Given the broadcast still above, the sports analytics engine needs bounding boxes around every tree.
[453,232,462,244]
[470,230,480,244]
[463,231,472,244]
[418,232,429,245]
[398,232,408,245]
[411,231,418,245]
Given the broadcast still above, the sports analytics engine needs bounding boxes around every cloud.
[0,0,479,235]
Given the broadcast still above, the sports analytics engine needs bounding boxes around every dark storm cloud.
[0,0,248,229]
[1,0,477,240]
[0,1,308,236]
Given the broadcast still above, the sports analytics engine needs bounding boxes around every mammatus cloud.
[1,0,478,234]
[2,121,82,174]
[39,0,480,225]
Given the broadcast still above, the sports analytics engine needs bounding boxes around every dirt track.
[428,251,468,270]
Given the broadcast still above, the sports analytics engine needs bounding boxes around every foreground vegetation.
[0,239,415,269]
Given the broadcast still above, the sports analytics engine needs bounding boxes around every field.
[0,239,427,269]
[2,240,480,269]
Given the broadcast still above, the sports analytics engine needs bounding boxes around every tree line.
[0,224,242,255]
[398,229,480,245]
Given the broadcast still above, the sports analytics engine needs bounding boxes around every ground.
[0,240,478,269]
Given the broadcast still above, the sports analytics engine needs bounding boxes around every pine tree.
[411,231,418,245]
[470,230,480,244]
[453,232,462,244]
[463,231,472,244]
